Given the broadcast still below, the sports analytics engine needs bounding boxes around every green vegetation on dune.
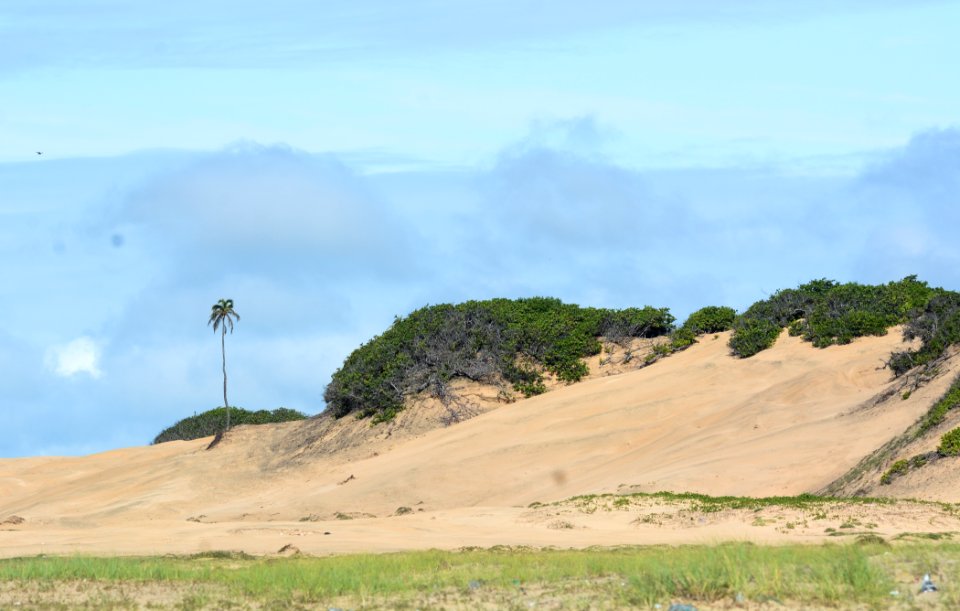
[667,305,738,350]
[729,276,937,358]
[320,275,960,424]
[558,490,900,513]
[680,305,737,335]
[1,543,957,608]
[939,427,960,457]
[728,275,960,373]
[153,407,307,444]
[323,297,674,421]
[880,459,908,486]
[918,375,960,436]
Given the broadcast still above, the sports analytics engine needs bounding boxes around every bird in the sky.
[36,152,42,155]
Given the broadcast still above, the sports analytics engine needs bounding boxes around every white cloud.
[45,337,103,379]
[115,143,414,280]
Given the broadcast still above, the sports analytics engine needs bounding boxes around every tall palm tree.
[208,298,240,431]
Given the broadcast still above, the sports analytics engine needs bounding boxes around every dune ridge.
[2,329,959,557]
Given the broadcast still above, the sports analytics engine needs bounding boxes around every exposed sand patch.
[818,345,960,501]
[274,336,668,468]
[0,496,957,558]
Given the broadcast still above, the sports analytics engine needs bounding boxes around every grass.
[565,490,899,513]
[0,543,957,609]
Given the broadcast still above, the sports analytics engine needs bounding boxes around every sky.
[1,1,959,457]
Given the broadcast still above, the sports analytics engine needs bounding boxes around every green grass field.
[0,541,956,609]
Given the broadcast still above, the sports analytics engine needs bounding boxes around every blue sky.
[2,1,959,457]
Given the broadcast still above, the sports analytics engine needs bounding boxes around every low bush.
[324,298,674,421]
[939,427,960,457]
[665,306,736,351]
[729,318,782,357]
[879,451,940,485]
[880,460,909,485]
[681,306,737,335]
[153,407,307,444]
[668,327,697,350]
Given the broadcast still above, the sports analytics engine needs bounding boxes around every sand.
[2,329,958,558]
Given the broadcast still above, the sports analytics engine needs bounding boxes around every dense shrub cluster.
[323,298,674,421]
[682,306,737,335]
[664,306,737,351]
[321,276,960,425]
[729,277,937,358]
[939,427,960,457]
[153,407,307,444]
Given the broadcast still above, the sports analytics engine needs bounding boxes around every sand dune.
[2,330,958,557]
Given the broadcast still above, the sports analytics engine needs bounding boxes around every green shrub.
[514,379,547,398]
[681,306,737,335]
[153,407,308,444]
[880,459,910,485]
[729,318,782,358]
[324,298,674,421]
[669,327,697,350]
[787,319,805,336]
[938,427,960,457]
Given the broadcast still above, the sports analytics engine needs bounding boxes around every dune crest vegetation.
[725,276,960,373]
[153,407,307,444]
[323,276,960,424]
[323,298,675,422]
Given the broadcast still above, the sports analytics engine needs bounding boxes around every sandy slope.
[2,330,958,558]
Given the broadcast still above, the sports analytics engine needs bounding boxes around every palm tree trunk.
[222,327,230,431]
